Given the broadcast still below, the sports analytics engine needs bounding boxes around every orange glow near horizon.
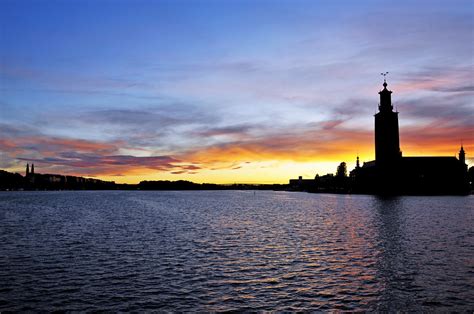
[3,114,472,185]
[98,142,473,184]
[6,138,471,185]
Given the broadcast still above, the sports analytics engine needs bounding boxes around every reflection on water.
[373,197,414,309]
[0,191,472,311]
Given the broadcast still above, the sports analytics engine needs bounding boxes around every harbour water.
[0,191,472,311]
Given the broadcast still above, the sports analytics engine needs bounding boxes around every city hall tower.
[375,79,401,167]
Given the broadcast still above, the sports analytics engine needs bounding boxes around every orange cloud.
[400,121,473,156]
[0,138,25,154]
[182,126,373,165]
[2,114,471,182]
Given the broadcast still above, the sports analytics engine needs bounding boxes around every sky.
[1,0,473,184]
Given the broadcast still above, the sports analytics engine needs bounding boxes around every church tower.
[26,163,30,177]
[375,79,401,167]
[459,145,466,165]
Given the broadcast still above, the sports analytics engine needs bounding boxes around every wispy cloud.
[18,152,199,177]
[397,65,474,94]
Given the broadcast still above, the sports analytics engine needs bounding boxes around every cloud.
[397,65,474,94]
[0,123,120,157]
[400,121,473,154]
[192,124,256,137]
[18,152,196,176]
[0,123,201,176]
[180,121,374,164]
[16,142,201,177]
[80,105,217,128]
[0,63,152,95]
[3,100,471,178]
[398,93,474,128]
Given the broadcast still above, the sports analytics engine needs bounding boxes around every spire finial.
[381,72,389,88]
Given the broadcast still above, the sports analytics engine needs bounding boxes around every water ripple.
[0,191,473,311]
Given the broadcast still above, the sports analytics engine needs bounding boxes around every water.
[0,191,472,311]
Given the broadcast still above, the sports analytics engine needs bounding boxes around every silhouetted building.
[289,176,316,191]
[12,164,116,190]
[375,80,402,169]
[353,80,469,195]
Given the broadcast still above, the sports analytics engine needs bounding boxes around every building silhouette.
[352,80,469,195]
[375,80,401,168]
[289,175,316,191]
[290,79,469,195]
[13,164,116,190]
[26,163,35,176]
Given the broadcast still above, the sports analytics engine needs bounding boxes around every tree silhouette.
[336,162,347,178]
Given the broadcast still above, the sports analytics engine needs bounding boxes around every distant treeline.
[0,170,287,191]
[138,180,287,190]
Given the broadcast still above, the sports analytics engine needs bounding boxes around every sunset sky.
[1,0,473,184]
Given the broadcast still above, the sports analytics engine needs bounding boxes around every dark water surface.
[0,191,472,311]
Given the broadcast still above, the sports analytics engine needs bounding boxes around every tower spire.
[26,163,30,176]
[379,72,393,112]
[459,145,466,165]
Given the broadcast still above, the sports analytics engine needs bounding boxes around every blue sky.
[1,0,473,183]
